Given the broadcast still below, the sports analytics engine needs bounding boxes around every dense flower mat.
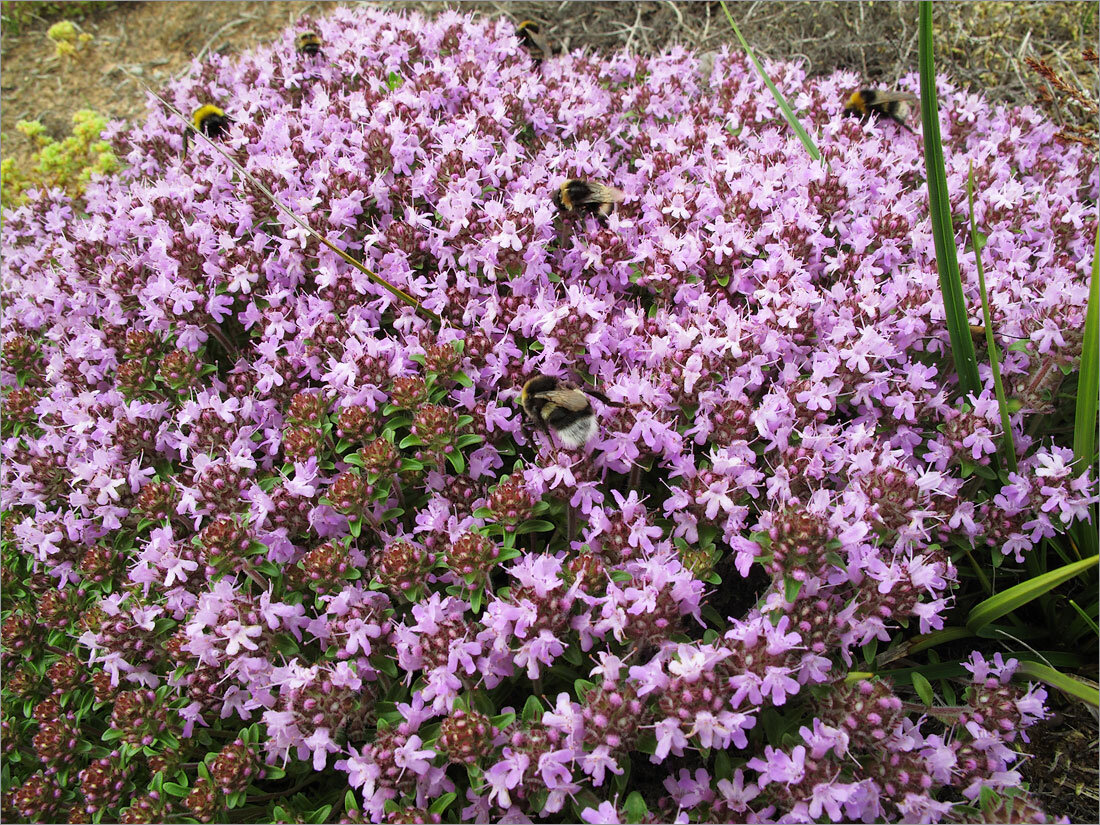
[2,6,1097,823]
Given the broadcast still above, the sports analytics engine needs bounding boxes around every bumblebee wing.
[582,387,623,407]
[528,29,551,57]
[537,389,590,411]
[868,91,918,105]
[583,183,626,204]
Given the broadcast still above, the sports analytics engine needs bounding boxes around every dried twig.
[196,16,253,61]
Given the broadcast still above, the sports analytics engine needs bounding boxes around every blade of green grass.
[919,2,981,398]
[1015,660,1100,707]
[719,1,821,162]
[967,163,1018,472]
[880,650,1083,687]
[1068,598,1099,636]
[875,626,974,666]
[966,554,1099,633]
[1074,227,1099,474]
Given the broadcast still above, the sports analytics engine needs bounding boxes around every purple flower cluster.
[2,6,1095,823]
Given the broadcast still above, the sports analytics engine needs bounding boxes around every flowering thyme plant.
[2,7,1096,824]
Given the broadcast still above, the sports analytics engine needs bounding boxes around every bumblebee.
[552,179,626,220]
[698,50,719,86]
[843,89,919,132]
[296,31,323,57]
[516,20,551,63]
[520,375,622,449]
[182,104,232,156]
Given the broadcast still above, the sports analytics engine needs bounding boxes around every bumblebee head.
[296,31,322,54]
[843,90,867,117]
[521,374,558,407]
[192,104,227,131]
[554,180,581,212]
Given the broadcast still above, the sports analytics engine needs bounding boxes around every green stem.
[246,776,317,803]
[205,323,238,361]
[967,163,1018,473]
[963,546,993,596]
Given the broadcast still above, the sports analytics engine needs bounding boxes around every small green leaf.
[515,519,555,535]
[163,781,189,797]
[624,792,649,824]
[911,672,935,706]
[635,732,658,755]
[574,678,597,699]
[273,634,302,657]
[862,639,878,664]
[522,695,544,723]
[783,575,802,603]
[429,792,457,815]
[445,450,465,473]
[714,750,732,781]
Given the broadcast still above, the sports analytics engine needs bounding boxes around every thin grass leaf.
[1068,599,1099,636]
[966,554,1099,633]
[881,651,1082,687]
[1015,660,1100,707]
[1074,227,1099,474]
[967,163,1017,472]
[137,82,440,325]
[1072,518,1098,561]
[919,2,981,398]
[876,626,974,666]
[719,1,821,162]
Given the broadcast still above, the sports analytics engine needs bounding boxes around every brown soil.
[0,1,1097,821]
[1020,698,1100,823]
[1,1,340,166]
